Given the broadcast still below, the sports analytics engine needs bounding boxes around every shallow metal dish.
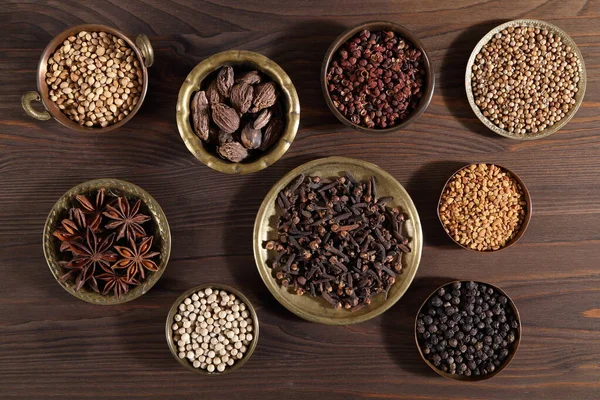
[415,280,522,381]
[253,156,422,325]
[43,179,170,304]
[465,19,586,140]
[165,283,259,375]
[176,50,300,174]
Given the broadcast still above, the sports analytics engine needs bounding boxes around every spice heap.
[439,164,527,251]
[190,66,284,163]
[264,172,411,310]
[416,281,520,377]
[53,188,160,298]
[171,287,255,373]
[46,30,143,128]
[326,29,426,129]
[471,25,581,135]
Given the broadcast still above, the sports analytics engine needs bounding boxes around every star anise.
[76,188,106,231]
[97,268,137,298]
[103,197,151,242]
[53,208,88,251]
[62,228,117,291]
[112,236,160,282]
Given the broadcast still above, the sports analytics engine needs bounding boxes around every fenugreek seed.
[439,164,526,251]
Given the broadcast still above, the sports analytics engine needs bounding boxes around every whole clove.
[263,172,411,311]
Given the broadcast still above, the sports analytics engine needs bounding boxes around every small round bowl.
[165,283,260,375]
[321,21,435,133]
[465,19,586,140]
[415,280,522,381]
[437,163,532,252]
[176,50,300,175]
[22,24,154,132]
[43,179,171,304]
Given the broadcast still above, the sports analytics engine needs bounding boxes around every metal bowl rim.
[165,282,260,375]
[42,178,171,304]
[176,50,300,175]
[320,20,435,134]
[437,163,532,252]
[464,19,587,140]
[414,280,522,381]
[253,156,423,325]
[36,24,150,133]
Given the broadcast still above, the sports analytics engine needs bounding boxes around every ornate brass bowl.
[22,24,154,132]
[176,50,300,174]
[165,283,259,375]
[43,179,171,304]
[465,19,586,140]
[253,156,423,325]
[437,163,532,252]
[321,21,435,133]
[415,280,522,381]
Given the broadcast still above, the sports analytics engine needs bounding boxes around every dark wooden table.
[2,1,599,399]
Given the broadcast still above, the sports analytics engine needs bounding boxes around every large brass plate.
[253,157,422,325]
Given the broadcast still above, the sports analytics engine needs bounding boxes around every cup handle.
[21,91,51,121]
[136,34,154,68]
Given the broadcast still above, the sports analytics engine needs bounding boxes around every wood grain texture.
[1,0,599,399]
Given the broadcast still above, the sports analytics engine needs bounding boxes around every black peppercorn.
[417,281,519,378]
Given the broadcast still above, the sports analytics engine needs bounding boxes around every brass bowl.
[415,280,522,381]
[22,24,154,132]
[437,163,532,252]
[321,21,435,133]
[253,156,423,325]
[165,283,259,375]
[176,50,300,174]
[43,179,171,304]
[465,19,586,140]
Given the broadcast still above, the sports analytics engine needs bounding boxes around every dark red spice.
[326,29,425,129]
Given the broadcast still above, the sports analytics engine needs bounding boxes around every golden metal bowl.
[21,24,154,132]
[321,21,435,134]
[465,19,586,140]
[437,163,532,252]
[415,280,522,381]
[165,283,259,375]
[253,156,423,325]
[43,179,171,304]
[176,50,300,174]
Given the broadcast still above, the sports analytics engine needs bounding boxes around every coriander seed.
[45,30,143,128]
[471,24,581,135]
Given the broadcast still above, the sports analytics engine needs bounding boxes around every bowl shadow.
[222,154,318,322]
[405,160,465,248]
[268,20,349,132]
[381,276,456,376]
[115,291,178,372]
[439,20,508,140]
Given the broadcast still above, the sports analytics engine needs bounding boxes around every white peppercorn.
[171,287,255,373]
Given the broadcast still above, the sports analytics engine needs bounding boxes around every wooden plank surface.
[1,1,599,399]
